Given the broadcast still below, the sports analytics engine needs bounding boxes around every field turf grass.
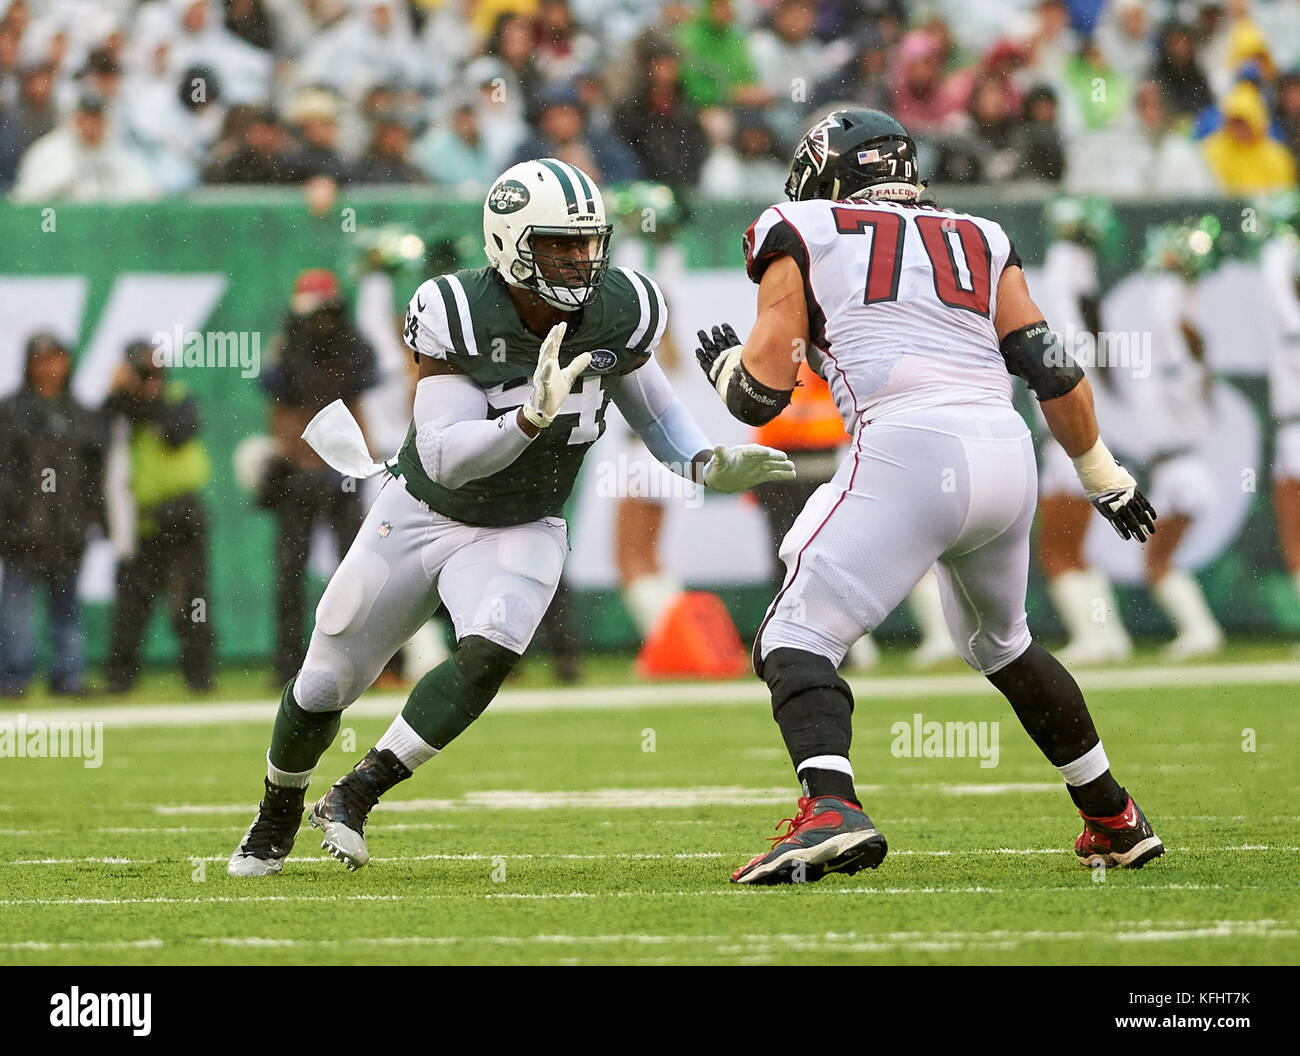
[1,648,1297,966]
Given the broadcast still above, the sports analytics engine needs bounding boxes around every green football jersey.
[395,265,666,527]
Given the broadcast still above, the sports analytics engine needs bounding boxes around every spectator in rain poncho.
[412,93,502,196]
[12,89,157,202]
[144,0,271,106]
[124,61,227,193]
[456,56,529,173]
[889,29,964,134]
[416,0,482,94]
[1202,80,1297,193]
[747,0,827,152]
[534,0,601,92]
[1065,79,1214,197]
[296,0,426,105]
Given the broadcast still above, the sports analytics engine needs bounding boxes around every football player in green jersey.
[229,159,795,875]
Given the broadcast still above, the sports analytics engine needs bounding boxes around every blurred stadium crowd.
[1,0,1299,202]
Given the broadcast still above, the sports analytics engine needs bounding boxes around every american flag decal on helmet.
[857,149,881,165]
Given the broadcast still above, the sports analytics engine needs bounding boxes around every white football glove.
[522,322,591,429]
[702,443,795,493]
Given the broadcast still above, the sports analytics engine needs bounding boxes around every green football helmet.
[1044,196,1121,262]
[1143,215,1223,279]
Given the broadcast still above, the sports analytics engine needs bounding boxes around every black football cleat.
[228,778,306,877]
[732,794,888,885]
[1075,793,1164,869]
[309,748,412,871]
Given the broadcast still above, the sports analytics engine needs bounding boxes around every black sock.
[1068,774,1128,818]
[987,643,1103,765]
[799,767,859,805]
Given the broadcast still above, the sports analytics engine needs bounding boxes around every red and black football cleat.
[1075,794,1164,869]
[731,794,887,885]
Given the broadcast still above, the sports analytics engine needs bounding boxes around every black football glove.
[1090,485,1157,542]
[695,322,742,387]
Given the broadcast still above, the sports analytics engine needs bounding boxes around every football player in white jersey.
[1133,224,1224,659]
[1034,198,1133,664]
[696,109,1163,884]
[1259,195,1300,616]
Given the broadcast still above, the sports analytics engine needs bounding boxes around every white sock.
[623,571,683,637]
[267,753,313,790]
[909,569,950,646]
[796,754,853,778]
[1047,569,1097,644]
[1055,742,1109,786]
[1083,567,1132,651]
[375,715,439,771]
[1152,569,1222,639]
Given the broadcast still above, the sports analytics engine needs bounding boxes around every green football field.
[1,649,1297,966]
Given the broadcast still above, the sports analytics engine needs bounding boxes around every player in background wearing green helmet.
[1033,197,1134,664]
[1257,193,1300,631]
[1132,219,1225,659]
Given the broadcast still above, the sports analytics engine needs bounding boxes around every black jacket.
[0,387,105,570]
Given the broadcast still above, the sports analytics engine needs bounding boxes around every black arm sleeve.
[724,358,794,426]
[999,320,1084,401]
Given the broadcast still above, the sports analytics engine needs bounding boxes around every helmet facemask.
[515,224,612,310]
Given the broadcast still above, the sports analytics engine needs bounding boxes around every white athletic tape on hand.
[1071,437,1134,500]
[711,344,745,401]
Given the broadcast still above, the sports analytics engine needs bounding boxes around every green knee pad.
[401,635,520,750]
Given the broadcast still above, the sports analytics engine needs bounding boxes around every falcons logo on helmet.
[801,115,839,173]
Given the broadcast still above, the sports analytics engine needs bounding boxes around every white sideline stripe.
[12,846,1296,867]
[0,883,1255,907]
[5,659,1300,729]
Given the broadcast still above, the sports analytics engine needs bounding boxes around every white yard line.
[145,783,1078,816]
[0,882,1263,907]
[6,922,1291,955]
[3,660,1299,729]
[10,845,1296,868]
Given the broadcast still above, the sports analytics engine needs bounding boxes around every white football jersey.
[1261,237,1300,420]
[743,198,1019,433]
[1131,272,1211,454]
[1037,239,1098,339]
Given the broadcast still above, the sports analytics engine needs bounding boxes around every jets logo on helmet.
[483,158,613,311]
[488,179,530,214]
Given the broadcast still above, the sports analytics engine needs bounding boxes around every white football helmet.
[483,158,613,311]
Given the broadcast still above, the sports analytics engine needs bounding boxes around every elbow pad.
[999,321,1084,401]
[724,358,794,426]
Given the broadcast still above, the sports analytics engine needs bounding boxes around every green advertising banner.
[0,191,1294,667]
